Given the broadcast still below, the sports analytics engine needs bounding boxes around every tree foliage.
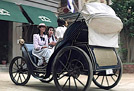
[111,0,134,62]
[111,0,134,37]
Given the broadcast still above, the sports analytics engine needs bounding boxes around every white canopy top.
[81,2,123,48]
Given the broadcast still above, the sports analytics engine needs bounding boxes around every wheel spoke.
[114,74,118,77]
[19,74,23,83]
[67,50,72,62]
[101,76,104,85]
[22,73,26,80]
[14,62,19,69]
[111,76,116,82]
[73,77,78,91]
[76,77,85,87]
[62,76,70,89]
[69,76,71,90]
[13,73,18,79]
[17,73,20,82]
[59,60,68,71]
[95,75,99,81]
[106,76,109,86]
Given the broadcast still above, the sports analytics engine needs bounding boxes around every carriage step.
[32,73,46,80]
[94,69,114,76]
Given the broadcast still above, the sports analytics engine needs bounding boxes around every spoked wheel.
[53,46,93,91]
[93,58,123,90]
[9,56,31,85]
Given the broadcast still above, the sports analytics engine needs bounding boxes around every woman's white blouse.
[33,34,48,50]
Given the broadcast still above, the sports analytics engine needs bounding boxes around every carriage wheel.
[53,46,93,91]
[93,58,123,90]
[40,75,53,83]
[9,56,31,85]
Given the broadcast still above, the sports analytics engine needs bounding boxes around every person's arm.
[41,46,47,49]
[49,42,56,46]
[33,34,43,50]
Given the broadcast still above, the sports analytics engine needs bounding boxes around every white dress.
[32,34,53,66]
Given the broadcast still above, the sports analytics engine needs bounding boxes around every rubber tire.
[52,46,93,91]
[9,56,31,85]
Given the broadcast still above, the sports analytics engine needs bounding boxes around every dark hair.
[37,26,46,35]
[57,18,65,26]
[46,26,55,35]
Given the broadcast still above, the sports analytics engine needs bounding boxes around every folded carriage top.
[81,2,123,48]
[81,2,123,34]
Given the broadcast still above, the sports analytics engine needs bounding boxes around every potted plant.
[2,59,7,65]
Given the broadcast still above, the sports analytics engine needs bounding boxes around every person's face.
[39,26,46,33]
[48,28,54,36]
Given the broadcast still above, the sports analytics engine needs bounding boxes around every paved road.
[0,71,134,91]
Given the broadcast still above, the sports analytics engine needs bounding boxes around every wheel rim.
[9,57,30,85]
[53,46,93,91]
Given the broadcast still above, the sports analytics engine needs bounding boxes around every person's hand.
[41,46,47,49]
[49,42,56,46]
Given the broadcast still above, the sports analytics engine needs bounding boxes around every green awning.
[21,5,58,27]
[0,1,28,23]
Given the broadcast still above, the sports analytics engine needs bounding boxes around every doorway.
[0,20,9,64]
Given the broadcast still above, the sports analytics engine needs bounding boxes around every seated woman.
[46,26,57,49]
[32,23,54,66]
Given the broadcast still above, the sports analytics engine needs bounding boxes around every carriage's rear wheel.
[9,56,31,85]
[53,46,93,91]
[93,57,123,90]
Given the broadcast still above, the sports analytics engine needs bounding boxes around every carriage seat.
[24,44,38,64]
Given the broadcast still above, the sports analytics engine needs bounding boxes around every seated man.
[55,18,67,41]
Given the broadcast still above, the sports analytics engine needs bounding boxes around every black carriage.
[9,2,123,91]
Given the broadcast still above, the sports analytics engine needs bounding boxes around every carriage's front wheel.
[53,46,93,91]
[9,56,31,85]
[93,57,123,90]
